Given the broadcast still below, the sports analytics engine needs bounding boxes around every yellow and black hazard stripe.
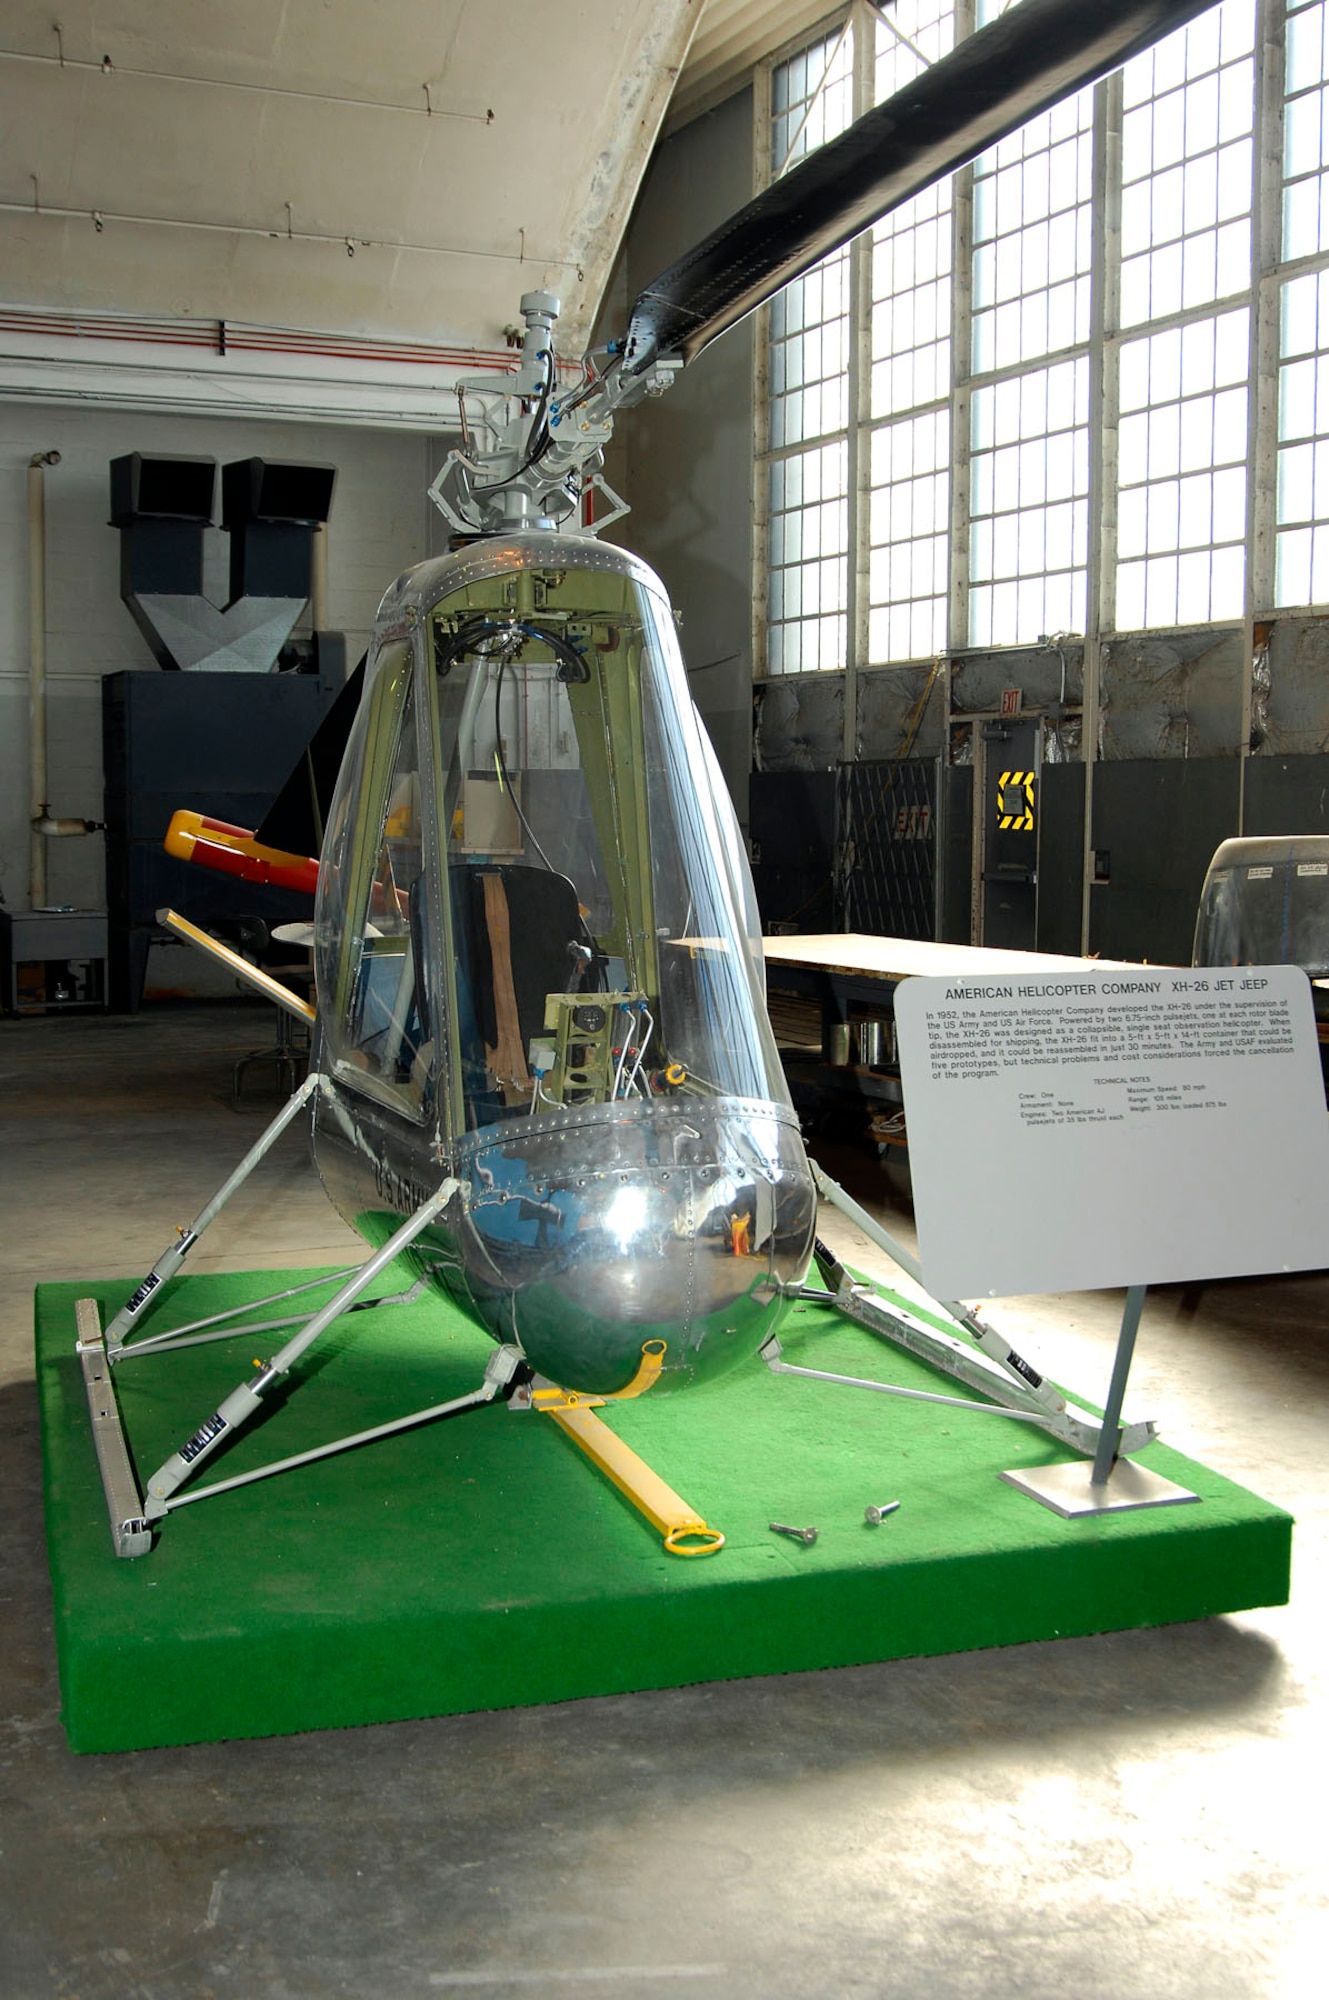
[996,770,1036,832]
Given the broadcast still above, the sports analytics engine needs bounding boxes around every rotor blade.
[622,0,1218,370]
[256,654,366,857]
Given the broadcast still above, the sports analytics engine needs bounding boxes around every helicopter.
[79,0,1214,1557]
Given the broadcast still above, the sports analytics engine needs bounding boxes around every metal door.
[979,718,1040,949]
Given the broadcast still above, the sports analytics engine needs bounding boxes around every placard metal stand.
[891,964,1329,1516]
[999,1284,1199,1516]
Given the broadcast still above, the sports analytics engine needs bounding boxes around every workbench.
[0,908,108,1015]
[761,933,1139,1151]
[762,932,1138,986]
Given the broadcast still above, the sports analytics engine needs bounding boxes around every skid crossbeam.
[156,1343,524,1515]
[140,1180,464,1519]
[113,1270,428,1362]
[76,1288,518,1555]
[106,1071,324,1357]
[72,1068,503,1556]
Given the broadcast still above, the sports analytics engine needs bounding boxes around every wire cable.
[474,342,557,494]
[492,655,557,874]
[626,1005,654,1095]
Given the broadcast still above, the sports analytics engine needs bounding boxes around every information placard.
[893,964,1329,1299]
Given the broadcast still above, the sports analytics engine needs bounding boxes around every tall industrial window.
[756,0,1329,673]
[1115,2,1254,628]
[1279,0,1329,604]
[765,24,854,673]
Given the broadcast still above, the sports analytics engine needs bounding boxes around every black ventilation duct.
[109,453,215,604]
[109,454,337,672]
[222,458,337,603]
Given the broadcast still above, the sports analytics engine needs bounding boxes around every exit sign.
[999,687,1022,717]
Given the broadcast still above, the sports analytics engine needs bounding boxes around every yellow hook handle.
[663,1524,726,1557]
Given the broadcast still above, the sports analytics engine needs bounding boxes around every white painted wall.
[609,87,758,824]
[0,404,446,915]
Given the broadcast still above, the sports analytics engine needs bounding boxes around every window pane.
[971,87,1094,372]
[1120,0,1255,326]
[871,180,952,421]
[762,24,857,672]
[769,256,851,451]
[771,22,854,172]
[1277,261,1329,604]
[766,444,849,674]
[1284,1,1329,260]
[875,1,954,104]
[868,410,950,662]
[1114,311,1249,627]
[968,360,1089,646]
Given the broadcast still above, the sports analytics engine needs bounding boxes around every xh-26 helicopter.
[80,0,1213,1558]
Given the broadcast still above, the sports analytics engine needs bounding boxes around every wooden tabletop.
[762,932,1143,984]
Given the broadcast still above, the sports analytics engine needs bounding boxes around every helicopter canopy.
[314,539,790,1141]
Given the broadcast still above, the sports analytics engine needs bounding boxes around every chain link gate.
[836,759,937,938]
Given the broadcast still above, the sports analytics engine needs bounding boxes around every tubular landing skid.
[74,1072,723,1561]
[765,1163,1192,1514]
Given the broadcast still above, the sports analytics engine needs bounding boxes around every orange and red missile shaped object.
[165,810,319,896]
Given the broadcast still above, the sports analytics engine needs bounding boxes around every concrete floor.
[1,1000,1326,2000]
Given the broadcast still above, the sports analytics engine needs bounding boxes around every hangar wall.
[612,92,1329,970]
[751,612,1329,965]
[13,78,1329,969]
[0,408,445,916]
[606,86,758,823]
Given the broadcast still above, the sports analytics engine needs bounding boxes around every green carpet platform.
[36,1268,1292,1753]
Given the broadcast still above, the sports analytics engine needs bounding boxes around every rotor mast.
[428,293,680,539]
[430,0,1220,541]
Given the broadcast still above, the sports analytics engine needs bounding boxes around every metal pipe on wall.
[310,523,328,632]
[27,449,101,911]
[27,450,60,909]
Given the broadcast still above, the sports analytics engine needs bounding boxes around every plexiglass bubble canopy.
[310,534,815,1395]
